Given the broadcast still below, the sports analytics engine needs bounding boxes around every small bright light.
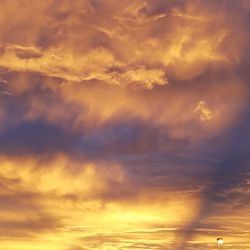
[217,238,224,245]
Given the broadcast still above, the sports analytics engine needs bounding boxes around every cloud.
[0,154,199,249]
[194,101,213,121]
[0,0,250,249]
[0,0,235,88]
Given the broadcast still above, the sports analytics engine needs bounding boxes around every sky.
[0,0,250,249]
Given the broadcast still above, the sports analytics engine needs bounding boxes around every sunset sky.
[0,0,250,249]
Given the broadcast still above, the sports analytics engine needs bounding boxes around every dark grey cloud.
[175,109,250,249]
[0,121,72,155]
[0,214,62,238]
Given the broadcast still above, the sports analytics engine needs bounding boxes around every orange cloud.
[0,155,200,249]
[194,101,213,121]
[0,1,250,249]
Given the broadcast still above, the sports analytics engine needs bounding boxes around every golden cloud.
[0,0,250,249]
[0,155,201,249]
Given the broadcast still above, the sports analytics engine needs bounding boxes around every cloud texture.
[0,0,250,249]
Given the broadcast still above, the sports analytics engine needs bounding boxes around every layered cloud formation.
[0,0,250,249]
